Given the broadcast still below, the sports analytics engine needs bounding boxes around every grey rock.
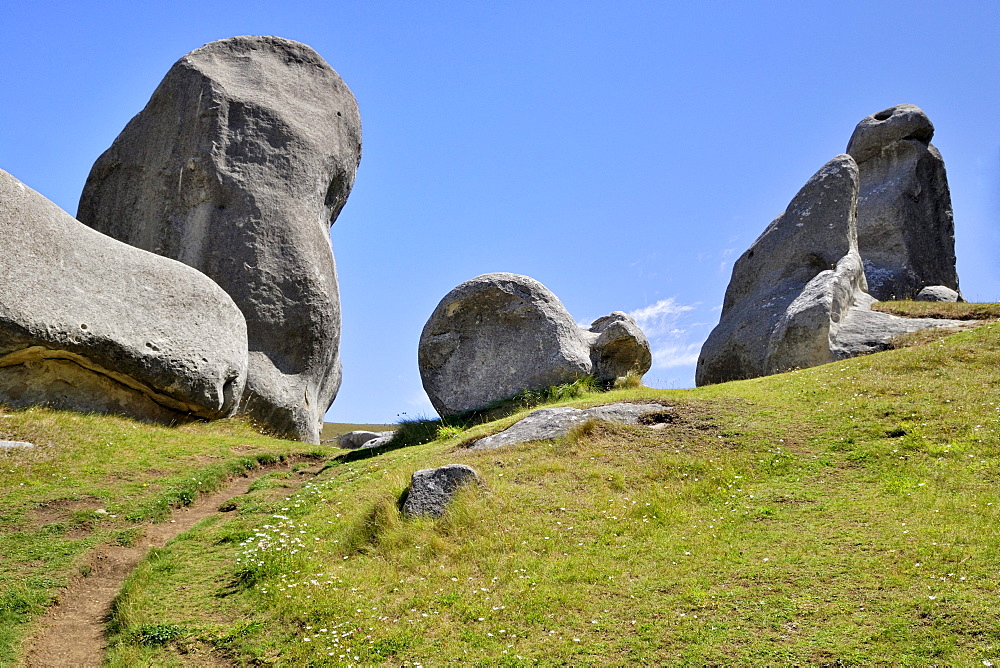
[847,104,960,300]
[402,464,481,519]
[359,433,395,449]
[916,286,961,302]
[469,402,672,451]
[0,440,35,450]
[584,312,652,384]
[0,169,248,423]
[337,430,389,449]
[77,36,362,444]
[832,293,967,356]
[418,274,593,417]
[697,155,865,385]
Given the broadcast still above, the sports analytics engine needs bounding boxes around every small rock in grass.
[402,465,481,518]
[337,430,394,449]
[915,286,961,302]
[0,440,35,450]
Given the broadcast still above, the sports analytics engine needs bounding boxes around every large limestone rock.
[418,274,651,417]
[697,155,866,385]
[846,104,960,300]
[696,155,964,386]
[77,36,362,444]
[0,169,247,422]
[419,274,592,417]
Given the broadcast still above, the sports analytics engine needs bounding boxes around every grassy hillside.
[5,306,1000,664]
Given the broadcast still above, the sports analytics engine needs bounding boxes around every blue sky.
[2,2,998,423]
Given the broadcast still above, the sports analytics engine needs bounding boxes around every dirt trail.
[20,464,312,667]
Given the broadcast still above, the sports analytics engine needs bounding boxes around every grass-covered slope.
[0,412,323,665]
[71,319,1000,665]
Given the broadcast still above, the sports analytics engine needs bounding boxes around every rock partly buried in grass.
[402,465,481,519]
[916,286,961,302]
[0,440,35,450]
[847,104,961,301]
[469,402,672,451]
[77,36,362,444]
[696,154,965,386]
[337,430,395,449]
[419,273,651,417]
[0,169,247,423]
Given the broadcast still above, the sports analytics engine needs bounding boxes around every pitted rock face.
[77,36,362,443]
[846,104,960,301]
[418,273,593,417]
[0,169,248,423]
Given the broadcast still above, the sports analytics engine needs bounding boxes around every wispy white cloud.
[628,298,695,339]
[651,342,702,369]
[628,298,709,375]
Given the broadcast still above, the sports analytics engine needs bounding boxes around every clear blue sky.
[2,2,998,423]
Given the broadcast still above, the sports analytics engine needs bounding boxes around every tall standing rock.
[846,104,960,300]
[0,169,248,423]
[697,155,866,386]
[78,36,362,443]
[697,153,966,387]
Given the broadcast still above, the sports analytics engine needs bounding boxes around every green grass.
[871,299,1000,320]
[85,321,1000,665]
[10,321,1000,664]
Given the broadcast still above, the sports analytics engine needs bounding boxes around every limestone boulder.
[77,36,362,444]
[419,274,653,417]
[583,312,652,383]
[402,465,481,519]
[469,402,673,451]
[418,274,593,417]
[846,104,960,300]
[0,169,247,422]
[916,286,961,302]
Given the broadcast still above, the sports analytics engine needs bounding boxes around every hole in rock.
[873,108,896,121]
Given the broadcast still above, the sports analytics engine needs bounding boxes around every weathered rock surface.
[697,155,867,385]
[402,465,481,518]
[419,274,593,417]
[469,402,672,451]
[583,312,653,383]
[832,293,967,356]
[0,169,248,423]
[419,274,651,417]
[77,36,362,444]
[697,154,967,386]
[336,429,395,449]
[847,104,960,300]
[916,286,961,302]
